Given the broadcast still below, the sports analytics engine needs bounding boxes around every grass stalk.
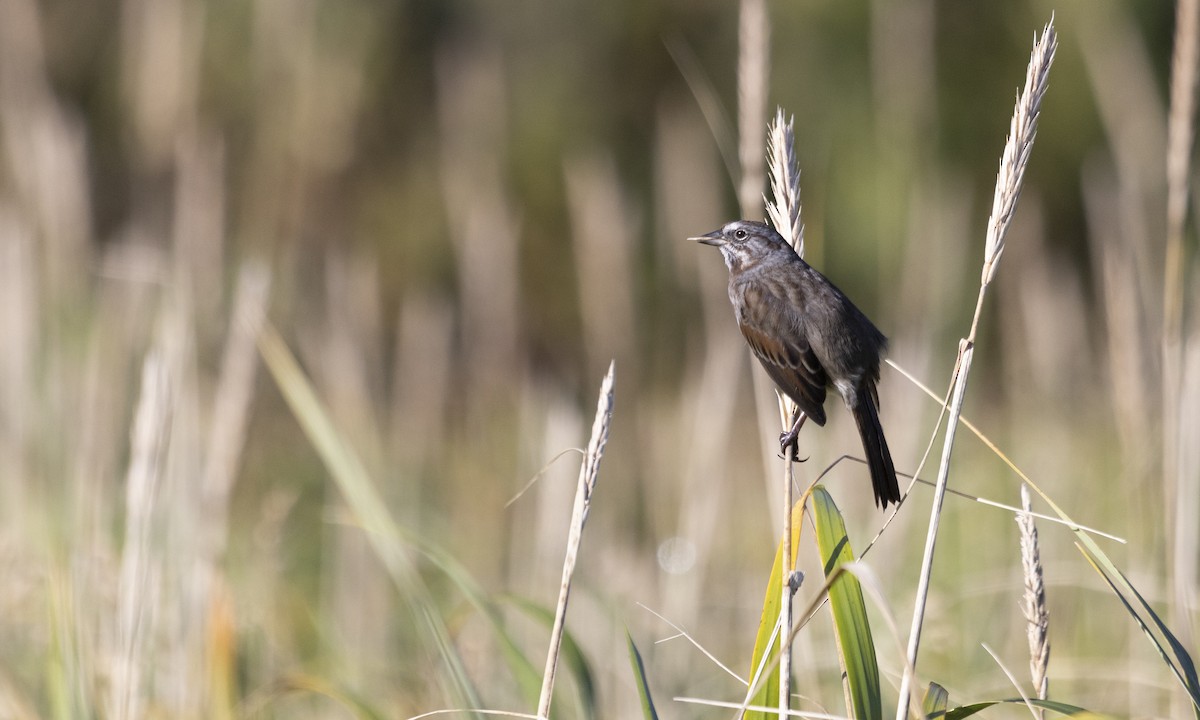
[765,108,803,719]
[777,442,795,719]
[199,263,271,561]
[536,361,615,719]
[1165,0,1200,659]
[737,0,768,219]
[1164,0,1198,346]
[111,345,171,720]
[895,20,1056,717]
[895,342,973,720]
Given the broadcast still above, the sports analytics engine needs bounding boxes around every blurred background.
[0,0,1195,716]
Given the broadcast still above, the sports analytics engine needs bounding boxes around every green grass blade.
[745,499,806,719]
[414,549,542,703]
[745,540,784,717]
[626,629,660,720]
[1077,542,1200,714]
[945,698,1095,718]
[1119,570,1200,708]
[922,681,948,718]
[811,485,881,720]
[257,325,483,712]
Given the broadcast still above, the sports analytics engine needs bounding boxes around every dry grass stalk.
[1165,0,1200,656]
[111,347,171,720]
[1164,0,1198,339]
[536,361,615,719]
[189,264,270,712]
[978,21,1058,293]
[1177,341,1200,634]
[897,20,1057,717]
[0,212,34,518]
[1018,484,1050,711]
[764,104,804,719]
[199,264,271,557]
[737,0,768,218]
[0,0,94,298]
[895,341,974,720]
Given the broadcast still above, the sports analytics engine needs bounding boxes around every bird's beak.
[687,230,723,246]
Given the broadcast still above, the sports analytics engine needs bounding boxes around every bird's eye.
[734,229,747,239]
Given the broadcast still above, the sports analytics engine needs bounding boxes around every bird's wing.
[737,284,829,425]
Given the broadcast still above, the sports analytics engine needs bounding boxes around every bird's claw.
[778,429,806,462]
[779,429,795,449]
[779,428,798,450]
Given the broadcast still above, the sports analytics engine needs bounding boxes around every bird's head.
[688,220,790,272]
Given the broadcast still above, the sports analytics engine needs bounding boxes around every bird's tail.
[852,385,901,508]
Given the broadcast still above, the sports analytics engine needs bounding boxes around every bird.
[689,220,902,509]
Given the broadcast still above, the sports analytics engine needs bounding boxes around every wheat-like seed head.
[981,20,1058,287]
[581,360,615,500]
[765,108,804,256]
[1018,484,1050,708]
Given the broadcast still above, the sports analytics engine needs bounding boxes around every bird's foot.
[778,411,808,461]
[779,427,798,449]
[778,429,803,461]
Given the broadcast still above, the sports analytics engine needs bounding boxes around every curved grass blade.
[257,325,482,712]
[416,548,541,703]
[1077,542,1200,713]
[626,629,660,720]
[811,486,882,720]
[945,698,1095,719]
[922,682,948,718]
[1000,414,1200,715]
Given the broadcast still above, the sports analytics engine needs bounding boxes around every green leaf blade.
[812,485,882,720]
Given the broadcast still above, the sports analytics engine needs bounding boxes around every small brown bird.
[690,220,901,508]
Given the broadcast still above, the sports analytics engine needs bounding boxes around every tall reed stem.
[895,20,1056,717]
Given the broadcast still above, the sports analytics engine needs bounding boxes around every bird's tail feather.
[853,386,901,508]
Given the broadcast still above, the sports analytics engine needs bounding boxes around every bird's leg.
[779,408,808,459]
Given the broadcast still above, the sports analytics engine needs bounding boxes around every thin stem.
[1165,0,1200,661]
[894,343,974,718]
[779,441,795,718]
[895,20,1055,716]
[764,105,801,719]
[537,362,615,719]
[738,0,768,218]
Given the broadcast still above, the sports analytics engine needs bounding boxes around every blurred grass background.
[0,0,1195,717]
